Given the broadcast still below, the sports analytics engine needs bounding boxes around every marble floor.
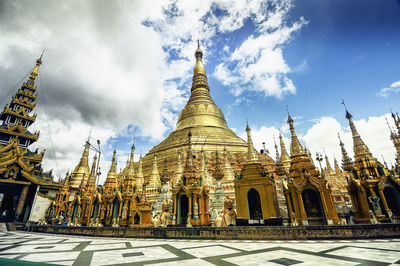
[0,231,399,265]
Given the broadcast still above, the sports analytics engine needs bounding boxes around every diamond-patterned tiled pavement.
[0,231,399,265]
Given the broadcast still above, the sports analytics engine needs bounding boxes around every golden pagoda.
[234,123,281,225]
[134,42,275,203]
[171,130,211,226]
[344,106,400,223]
[69,141,90,193]
[0,53,61,223]
[283,114,339,225]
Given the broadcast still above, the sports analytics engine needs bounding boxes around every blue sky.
[1,0,399,181]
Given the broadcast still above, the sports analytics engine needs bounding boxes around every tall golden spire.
[338,133,353,172]
[109,149,117,174]
[69,141,91,190]
[28,51,44,85]
[136,155,144,188]
[325,154,334,175]
[184,131,195,171]
[90,154,97,177]
[149,154,161,189]
[85,154,97,194]
[223,146,235,181]
[60,171,70,193]
[123,145,136,194]
[287,114,304,156]
[342,102,376,166]
[194,40,206,76]
[175,42,228,130]
[127,143,135,175]
[245,122,259,163]
[183,130,198,183]
[279,134,290,161]
[334,157,342,176]
[103,150,117,195]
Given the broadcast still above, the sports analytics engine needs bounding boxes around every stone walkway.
[0,231,399,265]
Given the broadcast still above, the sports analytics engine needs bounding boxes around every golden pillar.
[173,195,177,223]
[297,191,307,224]
[188,196,192,220]
[16,185,29,217]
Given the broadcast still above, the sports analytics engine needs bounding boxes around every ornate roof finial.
[194,40,205,75]
[28,51,44,84]
[286,105,293,124]
[129,140,135,165]
[341,99,353,120]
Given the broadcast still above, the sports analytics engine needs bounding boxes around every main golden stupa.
[137,43,275,194]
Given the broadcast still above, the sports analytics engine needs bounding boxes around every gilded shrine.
[0,54,60,223]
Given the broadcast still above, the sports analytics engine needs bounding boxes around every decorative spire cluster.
[28,51,43,85]
[342,102,376,167]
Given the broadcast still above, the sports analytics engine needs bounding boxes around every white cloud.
[30,115,116,181]
[292,59,309,73]
[214,10,307,98]
[376,80,400,98]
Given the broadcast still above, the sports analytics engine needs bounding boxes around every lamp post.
[87,139,101,188]
[315,152,324,177]
[261,142,269,154]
